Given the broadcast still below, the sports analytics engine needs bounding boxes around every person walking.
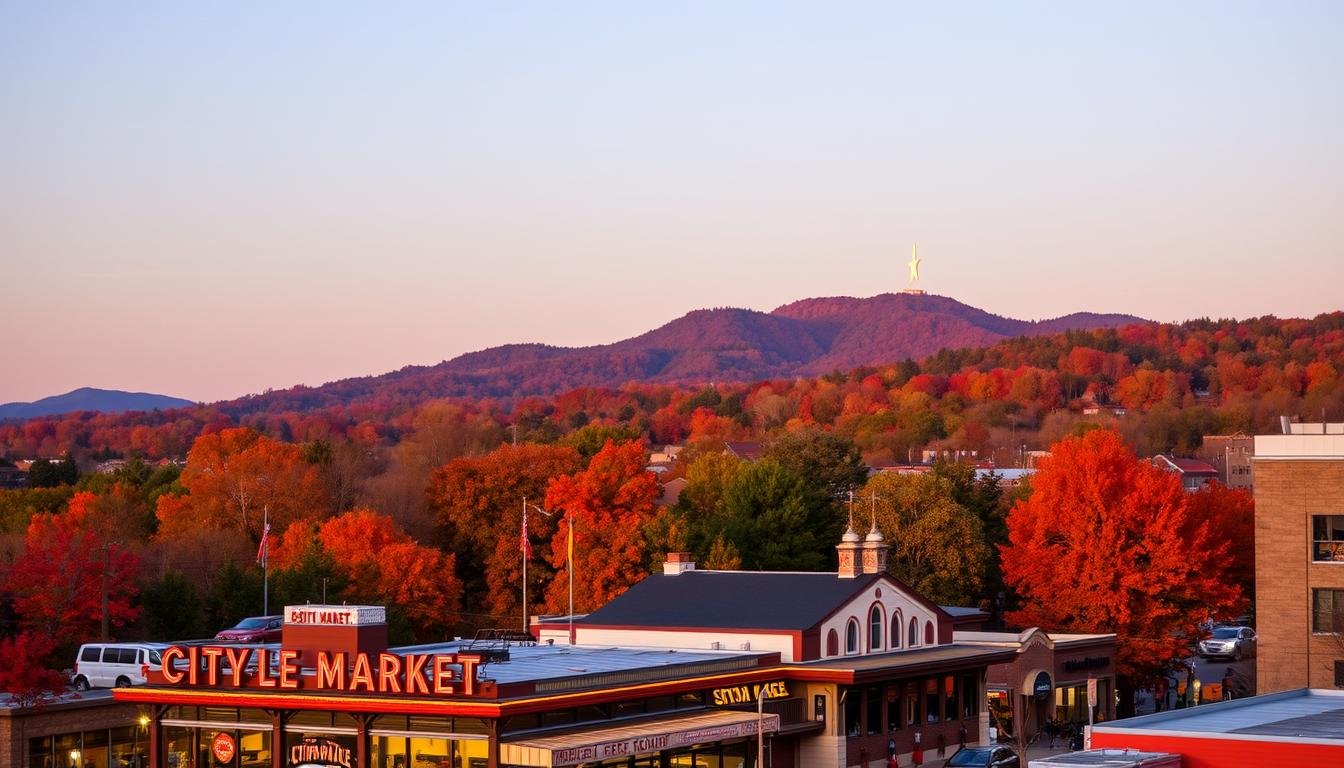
[1222,667,1236,700]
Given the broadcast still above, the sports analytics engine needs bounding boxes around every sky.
[2,2,1341,404]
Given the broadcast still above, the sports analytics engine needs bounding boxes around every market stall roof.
[500,708,780,767]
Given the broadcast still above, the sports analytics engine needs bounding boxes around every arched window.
[890,610,904,649]
[908,617,919,647]
[869,605,884,651]
[925,621,935,645]
[846,618,860,655]
[826,629,839,657]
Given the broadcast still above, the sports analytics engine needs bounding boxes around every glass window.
[908,618,918,647]
[890,611,903,649]
[28,736,51,768]
[905,682,918,726]
[886,686,901,732]
[943,676,957,721]
[925,621,935,645]
[372,735,408,768]
[924,678,941,723]
[53,733,80,768]
[844,689,862,737]
[845,619,859,654]
[960,673,978,719]
[869,606,884,651]
[866,688,881,735]
[80,647,99,662]
[238,730,270,768]
[1312,515,1344,561]
[1313,589,1344,633]
[827,629,839,656]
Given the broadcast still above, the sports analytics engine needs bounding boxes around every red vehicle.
[214,615,283,643]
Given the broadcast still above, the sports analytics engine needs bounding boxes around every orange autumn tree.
[1001,429,1242,716]
[273,509,462,641]
[157,427,329,544]
[543,440,659,615]
[428,443,583,626]
[1185,482,1255,601]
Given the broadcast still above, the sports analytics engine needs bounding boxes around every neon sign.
[156,646,483,696]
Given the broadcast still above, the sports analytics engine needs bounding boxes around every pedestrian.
[912,728,923,767]
[936,732,946,758]
[1223,667,1235,700]
[959,722,967,748]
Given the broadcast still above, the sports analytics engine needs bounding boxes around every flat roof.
[366,641,774,693]
[500,708,779,767]
[1093,689,1344,745]
[797,643,1017,678]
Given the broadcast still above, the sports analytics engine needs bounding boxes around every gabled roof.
[579,570,884,631]
[1153,455,1218,475]
[724,441,763,461]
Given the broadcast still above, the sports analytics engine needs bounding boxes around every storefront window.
[844,688,862,737]
[923,679,940,723]
[943,676,957,722]
[866,687,881,735]
[960,673,977,719]
[163,727,194,768]
[80,729,108,768]
[29,736,52,768]
[905,682,918,726]
[53,734,80,768]
[237,731,269,768]
[372,735,409,768]
[886,686,901,732]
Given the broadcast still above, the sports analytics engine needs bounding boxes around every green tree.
[716,459,832,571]
[140,570,204,640]
[861,471,991,606]
[27,453,79,488]
[764,429,868,501]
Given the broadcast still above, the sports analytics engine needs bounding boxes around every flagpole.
[262,506,270,615]
[568,509,575,646]
[522,497,529,634]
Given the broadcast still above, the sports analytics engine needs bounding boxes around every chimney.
[663,551,696,575]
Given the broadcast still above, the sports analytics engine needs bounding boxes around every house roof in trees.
[579,570,889,631]
[723,441,762,461]
[1153,455,1219,475]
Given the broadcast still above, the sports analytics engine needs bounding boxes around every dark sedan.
[215,615,283,643]
[946,745,1020,767]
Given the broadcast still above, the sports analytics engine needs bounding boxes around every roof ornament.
[842,491,860,543]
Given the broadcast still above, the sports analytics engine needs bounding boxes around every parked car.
[71,643,167,690]
[215,615,283,643]
[946,745,1020,767]
[1198,625,1256,660]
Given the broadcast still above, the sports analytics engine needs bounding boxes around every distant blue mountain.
[0,387,195,420]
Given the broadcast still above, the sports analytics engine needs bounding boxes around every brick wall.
[0,695,141,767]
[1253,458,1344,692]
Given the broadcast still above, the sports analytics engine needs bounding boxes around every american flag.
[520,508,532,558]
[256,522,271,566]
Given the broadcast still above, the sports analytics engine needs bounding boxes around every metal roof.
[579,570,885,631]
[1092,688,1344,744]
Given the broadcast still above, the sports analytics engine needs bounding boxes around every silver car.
[1198,626,1256,660]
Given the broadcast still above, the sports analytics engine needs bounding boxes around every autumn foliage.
[543,440,659,614]
[1001,430,1243,690]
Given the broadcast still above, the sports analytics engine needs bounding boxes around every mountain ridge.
[0,387,196,421]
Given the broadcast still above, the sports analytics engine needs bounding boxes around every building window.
[905,682,918,726]
[846,619,860,655]
[1313,515,1344,562]
[844,689,862,737]
[869,605,884,651]
[925,621,935,645]
[960,673,978,719]
[1314,589,1344,633]
[924,678,941,723]
[909,617,919,647]
[1336,660,1344,689]
[891,610,903,649]
[943,675,957,721]
[866,687,882,735]
[886,686,901,732]
[827,629,839,657]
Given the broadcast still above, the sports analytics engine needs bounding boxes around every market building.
[109,521,1018,768]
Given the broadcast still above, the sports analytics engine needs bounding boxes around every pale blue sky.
[3,2,1341,403]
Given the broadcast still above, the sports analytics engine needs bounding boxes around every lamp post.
[521,498,556,635]
[757,684,768,768]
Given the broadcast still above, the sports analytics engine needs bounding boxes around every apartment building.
[1254,421,1344,692]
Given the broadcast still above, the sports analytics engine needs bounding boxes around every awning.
[500,709,782,767]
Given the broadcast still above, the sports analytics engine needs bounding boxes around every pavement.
[910,741,1092,767]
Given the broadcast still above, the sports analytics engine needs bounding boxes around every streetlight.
[757,684,769,768]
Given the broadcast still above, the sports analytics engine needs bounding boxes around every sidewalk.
[917,741,1078,766]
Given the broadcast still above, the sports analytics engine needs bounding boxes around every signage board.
[550,714,779,766]
[284,605,385,627]
[1032,671,1052,702]
[709,680,788,706]
[156,645,484,697]
[211,732,236,765]
[290,737,354,768]
[1087,677,1097,709]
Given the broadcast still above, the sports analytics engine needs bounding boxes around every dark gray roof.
[1093,688,1344,742]
[580,570,883,631]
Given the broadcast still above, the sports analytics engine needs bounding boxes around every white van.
[71,643,167,689]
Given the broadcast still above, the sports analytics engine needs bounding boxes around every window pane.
[886,686,901,732]
[924,678,941,724]
[866,688,881,735]
[944,675,957,721]
[1314,589,1344,633]
[844,689,862,737]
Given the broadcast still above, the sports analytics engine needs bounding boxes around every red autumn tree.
[157,427,329,544]
[428,443,582,624]
[8,498,142,643]
[0,632,70,705]
[1000,429,1242,715]
[543,440,659,614]
[1185,482,1255,601]
[274,509,463,638]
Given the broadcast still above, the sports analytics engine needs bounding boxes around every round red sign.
[211,732,236,764]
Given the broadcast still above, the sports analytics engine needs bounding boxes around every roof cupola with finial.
[861,491,889,575]
[837,492,864,579]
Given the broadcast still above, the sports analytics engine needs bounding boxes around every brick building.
[1253,421,1344,693]
[0,690,147,767]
